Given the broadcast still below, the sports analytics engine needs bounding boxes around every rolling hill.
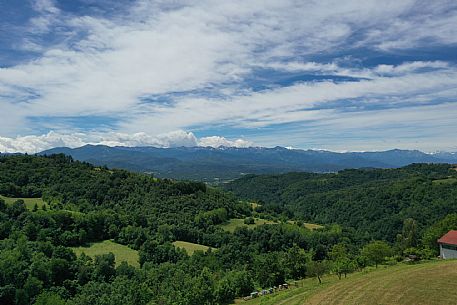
[225,164,457,241]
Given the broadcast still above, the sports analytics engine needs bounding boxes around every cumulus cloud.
[198,136,253,148]
[0,131,253,153]
[0,132,86,154]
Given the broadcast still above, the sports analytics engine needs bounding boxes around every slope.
[244,260,457,305]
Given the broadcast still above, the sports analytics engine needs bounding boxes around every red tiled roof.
[438,230,457,245]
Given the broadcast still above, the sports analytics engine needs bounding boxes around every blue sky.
[1,0,457,152]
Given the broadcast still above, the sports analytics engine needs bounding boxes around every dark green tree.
[362,241,392,268]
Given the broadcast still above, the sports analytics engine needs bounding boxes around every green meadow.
[172,240,215,255]
[72,240,140,268]
[0,195,46,210]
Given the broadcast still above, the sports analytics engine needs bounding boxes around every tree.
[396,218,418,253]
[8,200,27,218]
[254,252,285,287]
[422,213,457,253]
[33,291,66,305]
[283,245,310,280]
[361,241,392,268]
[190,267,214,305]
[330,243,354,279]
[116,261,136,279]
[307,260,329,284]
[0,198,6,212]
[244,217,255,225]
[24,276,43,301]
[139,240,185,266]
[93,253,116,282]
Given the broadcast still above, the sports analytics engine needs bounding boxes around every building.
[438,230,457,259]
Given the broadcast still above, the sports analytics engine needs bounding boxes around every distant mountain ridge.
[39,145,457,181]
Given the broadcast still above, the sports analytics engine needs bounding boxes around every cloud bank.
[0,131,253,153]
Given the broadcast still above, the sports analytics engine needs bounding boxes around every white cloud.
[198,136,253,148]
[1,1,456,126]
[374,61,449,75]
[0,131,253,153]
[265,62,340,73]
[29,0,60,33]
[122,68,457,132]
[0,131,86,153]
[1,1,457,151]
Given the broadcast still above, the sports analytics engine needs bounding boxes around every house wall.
[440,244,457,259]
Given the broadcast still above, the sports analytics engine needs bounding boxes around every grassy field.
[287,220,323,230]
[220,218,277,233]
[242,260,457,305]
[221,218,322,233]
[303,223,323,230]
[72,240,140,268]
[0,195,46,210]
[172,241,215,255]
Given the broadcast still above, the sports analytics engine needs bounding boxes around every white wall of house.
[440,244,457,259]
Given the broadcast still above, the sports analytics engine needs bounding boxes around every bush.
[244,217,255,225]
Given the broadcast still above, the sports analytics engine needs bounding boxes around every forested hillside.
[225,164,457,241]
[0,155,352,305]
[2,155,457,305]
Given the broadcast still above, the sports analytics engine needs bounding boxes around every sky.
[1,0,457,153]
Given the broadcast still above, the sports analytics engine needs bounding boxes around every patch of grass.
[220,218,277,233]
[432,177,457,185]
[72,240,140,268]
[287,220,323,230]
[172,241,215,255]
[303,223,323,230]
[0,195,46,211]
[221,218,322,233]
[242,260,457,305]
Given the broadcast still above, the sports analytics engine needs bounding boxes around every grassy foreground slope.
[244,260,457,305]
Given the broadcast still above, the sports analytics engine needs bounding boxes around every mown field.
[72,240,140,268]
[172,240,214,255]
[242,260,457,305]
[221,218,322,233]
[0,195,46,210]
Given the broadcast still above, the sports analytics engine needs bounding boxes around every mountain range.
[38,145,457,182]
